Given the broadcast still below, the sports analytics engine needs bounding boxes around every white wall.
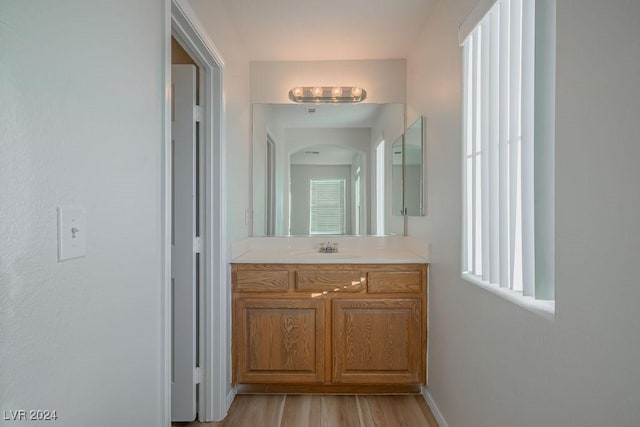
[250,60,406,104]
[0,1,165,425]
[407,0,640,426]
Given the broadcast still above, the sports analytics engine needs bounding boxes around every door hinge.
[194,236,202,254]
[195,105,202,123]
[194,366,202,385]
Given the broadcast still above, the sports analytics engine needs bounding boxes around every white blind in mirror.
[309,179,346,235]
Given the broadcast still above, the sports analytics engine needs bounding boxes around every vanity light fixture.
[288,86,367,103]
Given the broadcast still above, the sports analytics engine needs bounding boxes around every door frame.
[266,135,276,236]
[162,0,228,424]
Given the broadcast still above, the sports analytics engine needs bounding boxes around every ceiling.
[220,0,436,61]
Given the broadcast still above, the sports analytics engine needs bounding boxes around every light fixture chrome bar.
[288,86,367,103]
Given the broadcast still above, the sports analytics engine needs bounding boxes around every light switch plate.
[57,206,86,262]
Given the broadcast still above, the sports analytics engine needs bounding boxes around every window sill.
[461,273,555,320]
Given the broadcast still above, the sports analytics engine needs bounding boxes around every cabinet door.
[235,298,325,383]
[332,299,422,384]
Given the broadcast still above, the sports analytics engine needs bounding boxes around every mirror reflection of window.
[309,179,346,235]
[290,145,355,235]
[376,139,385,235]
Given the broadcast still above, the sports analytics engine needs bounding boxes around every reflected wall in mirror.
[252,103,405,236]
[392,135,404,216]
[404,116,425,216]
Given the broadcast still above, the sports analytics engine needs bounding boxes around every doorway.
[164,1,227,423]
[171,36,201,423]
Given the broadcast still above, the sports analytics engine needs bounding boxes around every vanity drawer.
[235,269,289,292]
[296,270,363,292]
[367,271,423,293]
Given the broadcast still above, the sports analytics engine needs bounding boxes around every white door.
[171,64,198,422]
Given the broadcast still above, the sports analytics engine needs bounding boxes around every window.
[460,0,555,314]
[309,179,346,235]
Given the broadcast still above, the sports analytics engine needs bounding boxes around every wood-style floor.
[174,394,439,427]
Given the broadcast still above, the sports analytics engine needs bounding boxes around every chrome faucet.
[318,242,339,253]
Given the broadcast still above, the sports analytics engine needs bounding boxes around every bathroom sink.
[288,250,362,260]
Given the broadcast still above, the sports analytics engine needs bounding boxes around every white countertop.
[231,236,429,264]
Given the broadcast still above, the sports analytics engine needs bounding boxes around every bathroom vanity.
[231,237,429,393]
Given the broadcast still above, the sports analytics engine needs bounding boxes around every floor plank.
[174,393,439,427]
[280,395,321,427]
[281,395,361,427]
[221,394,285,427]
[319,395,361,427]
[358,395,435,427]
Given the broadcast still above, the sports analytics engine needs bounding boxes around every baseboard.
[226,387,237,413]
[421,386,449,427]
[236,383,421,394]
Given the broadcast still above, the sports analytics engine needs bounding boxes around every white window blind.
[309,179,346,235]
[461,0,554,306]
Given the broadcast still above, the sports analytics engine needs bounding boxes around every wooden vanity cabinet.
[232,263,428,392]
[235,298,325,384]
[332,298,422,384]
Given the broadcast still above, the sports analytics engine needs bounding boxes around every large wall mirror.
[252,103,405,236]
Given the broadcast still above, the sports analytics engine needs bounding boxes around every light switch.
[57,206,86,262]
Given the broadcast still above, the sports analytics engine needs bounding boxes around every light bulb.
[292,87,304,98]
[351,87,363,97]
[311,87,324,97]
[331,87,343,97]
